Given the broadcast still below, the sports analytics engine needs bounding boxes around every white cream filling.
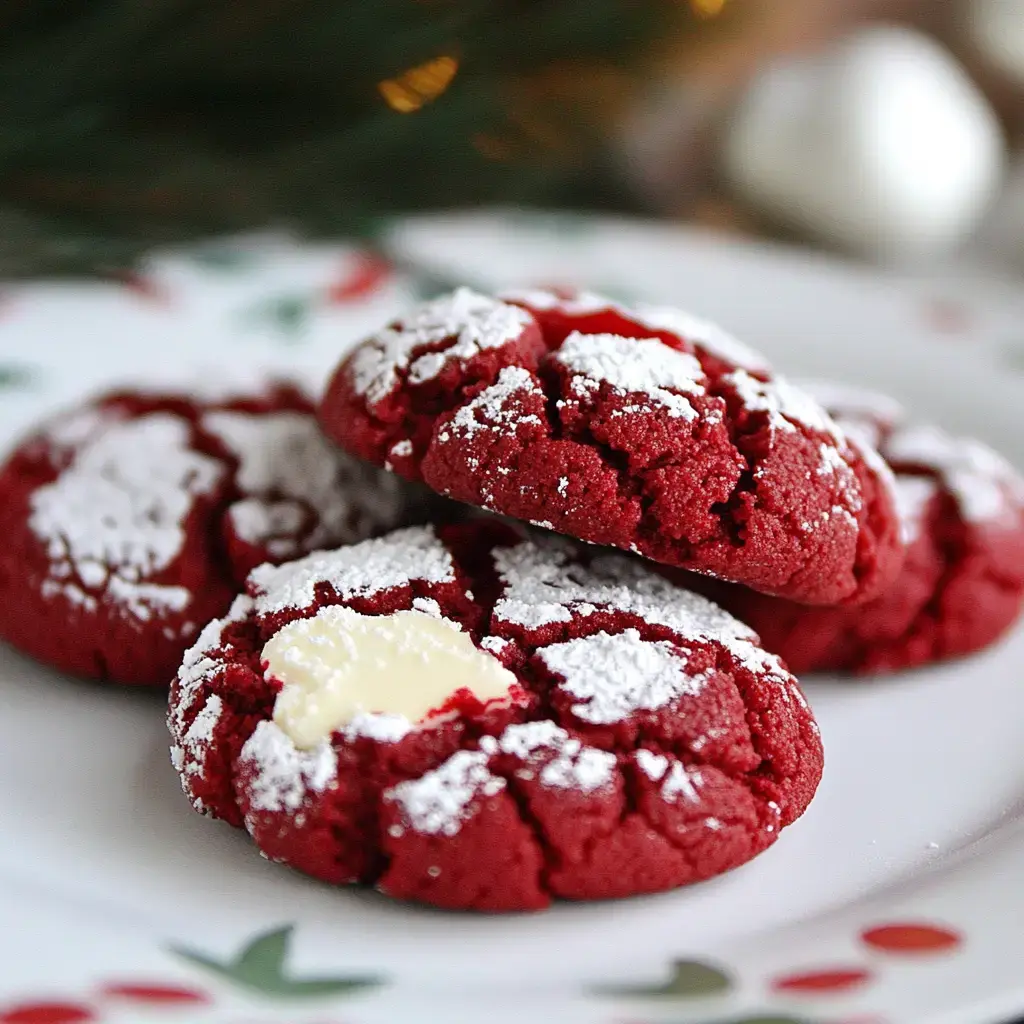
[264,606,518,749]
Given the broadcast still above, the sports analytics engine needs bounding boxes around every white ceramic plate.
[1,214,1023,1024]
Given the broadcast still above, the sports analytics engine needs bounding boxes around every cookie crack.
[704,377,777,542]
[529,362,644,509]
[492,765,559,898]
[535,360,567,442]
[498,613,776,786]
[908,493,1019,663]
[437,520,514,629]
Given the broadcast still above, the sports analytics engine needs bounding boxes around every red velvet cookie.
[0,385,418,686]
[168,518,823,912]
[708,382,1024,674]
[319,287,903,605]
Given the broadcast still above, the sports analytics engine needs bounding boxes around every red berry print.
[0,1004,96,1024]
[771,968,873,994]
[861,922,962,955]
[98,982,209,1004]
[327,253,391,303]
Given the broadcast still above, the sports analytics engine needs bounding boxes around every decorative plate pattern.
[1,214,1023,1024]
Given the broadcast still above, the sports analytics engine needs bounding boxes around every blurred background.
[3,0,1024,278]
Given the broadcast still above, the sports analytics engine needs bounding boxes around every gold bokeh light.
[379,55,459,113]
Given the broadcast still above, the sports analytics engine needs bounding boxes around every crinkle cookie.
[168,519,823,912]
[0,384,418,685]
[318,287,903,605]
[705,382,1024,674]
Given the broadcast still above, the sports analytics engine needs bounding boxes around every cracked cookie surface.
[168,518,823,912]
[0,384,417,685]
[705,383,1024,674]
[319,288,903,605]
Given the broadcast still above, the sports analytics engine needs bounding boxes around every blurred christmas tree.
[0,0,728,276]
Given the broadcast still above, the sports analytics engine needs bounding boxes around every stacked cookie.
[2,287,1022,912]
[690,380,1024,674]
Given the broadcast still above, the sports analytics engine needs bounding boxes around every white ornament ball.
[722,26,1007,262]
[966,0,1024,84]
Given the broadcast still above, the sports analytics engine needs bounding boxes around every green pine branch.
[0,0,731,276]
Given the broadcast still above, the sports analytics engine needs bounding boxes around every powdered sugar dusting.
[181,694,223,776]
[484,720,616,793]
[229,501,305,551]
[893,475,940,542]
[41,406,112,456]
[107,576,192,619]
[203,410,405,558]
[349,288,532,406]
[386,439,414,470]
[815,441,864,513]
[483,719,560,758]
[788,379,901,526]
[661,761,702,802]
[555,332,705,421]
[238,720,337,814]
[886,423,1024,524]
[632,303,770,372]
[411,597,444,618]
[635,748,670,781]
[343,712,413,744]
[29,412,224,621]
[169,594,255,793]
[41,580,96,612]
[817,443,848,478]
[850,431,899,512]
[802,379,1024,526]
[249,526,457,615]
[174,595,253,707]
[480,636,510,655]
[539,744,614,792]
[633,749,703,803]
[385,749,505,837]
[502,288,770,372]
[727,370,845,442]
[491,536,786,680]
[444,366,544,440]
[539,628,708,724]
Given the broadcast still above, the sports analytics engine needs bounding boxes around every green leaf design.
[234,925,292,982]
[191,246,256,270]
[241,294,312,341]
[0,363,36,389]
[173,925,383,1001]
[596,958,734,999]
